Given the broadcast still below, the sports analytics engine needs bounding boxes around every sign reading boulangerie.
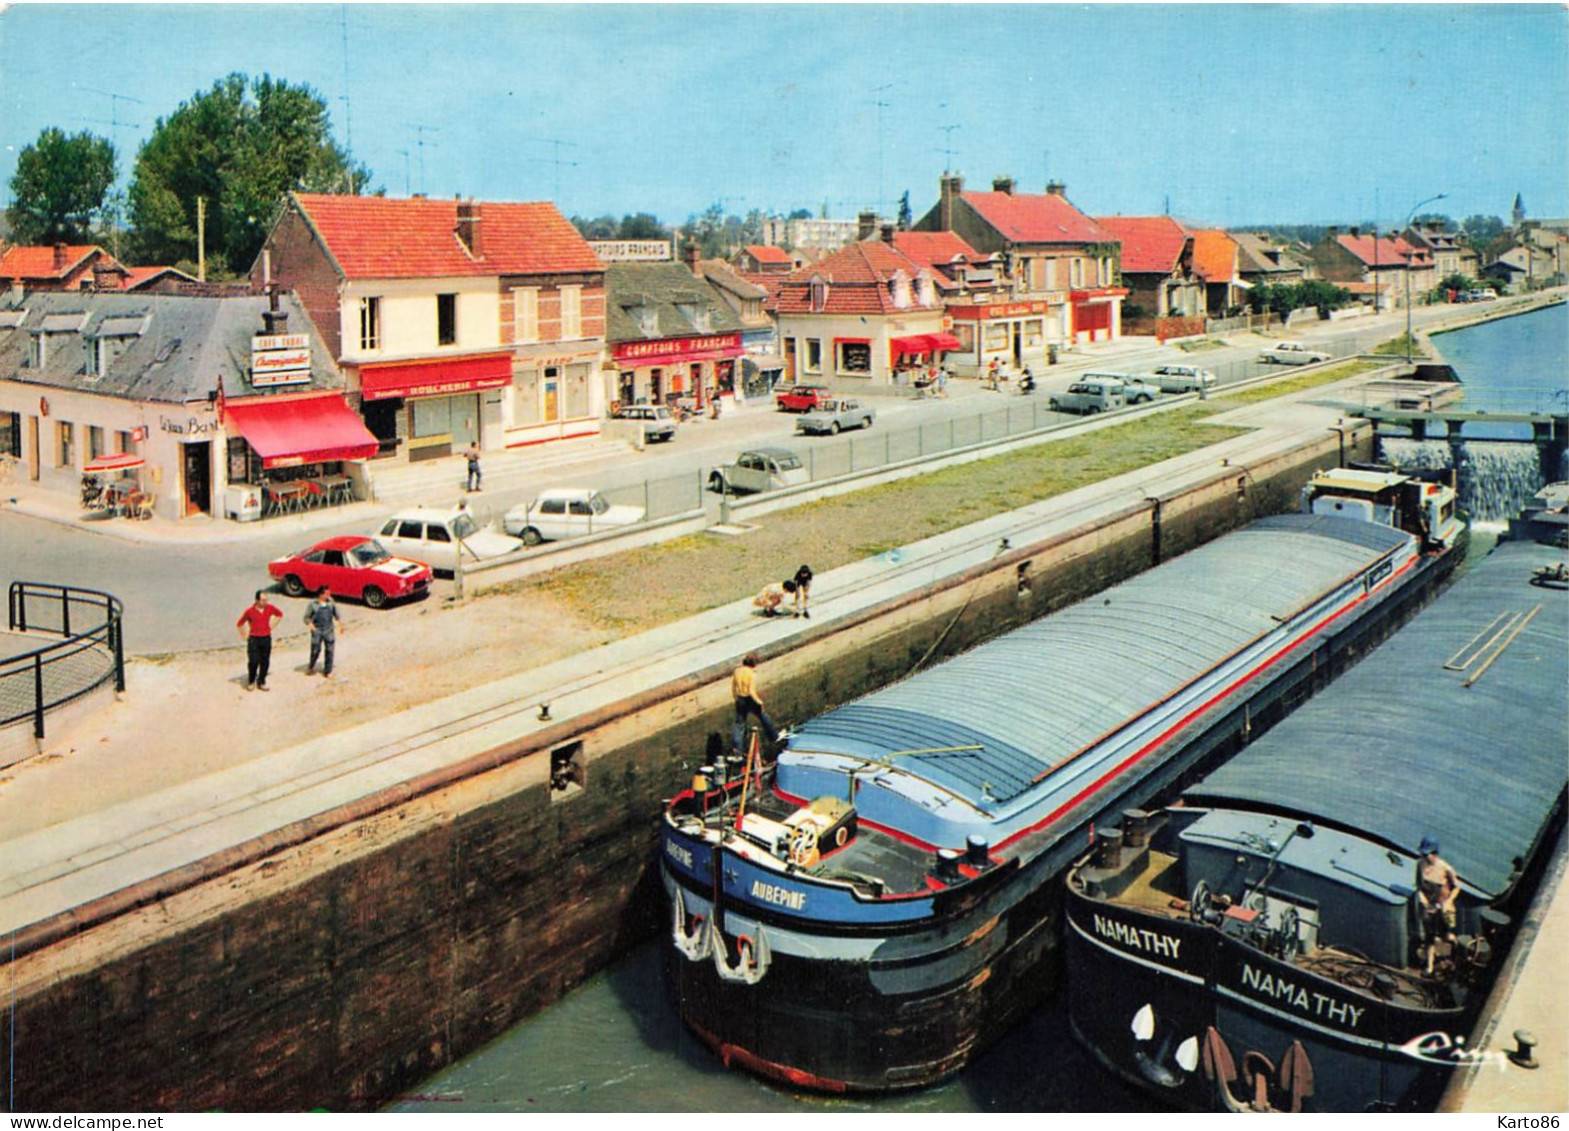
[251,333,313,388]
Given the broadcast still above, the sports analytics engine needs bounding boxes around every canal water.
[1382,302,1569,518]
[389,305,1565,1114]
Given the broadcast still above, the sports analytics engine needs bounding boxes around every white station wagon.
[374,506,523,572]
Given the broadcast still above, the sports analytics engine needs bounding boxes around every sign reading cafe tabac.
[251,333,313,388]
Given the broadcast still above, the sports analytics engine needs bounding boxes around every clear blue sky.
[2,3,1565,231]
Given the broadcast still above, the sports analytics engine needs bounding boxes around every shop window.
[564,364,590,418]
[560,286,582,340]
[513,367,542,426]
[514,288,539,344]
[412,397,453,439]
[437,293,457,346]
[803,338,823,374]
[1024,320,1044,347]
[837,340,871,373]
[984,323,1009,351]
[0,411,20,459]
[56,421,75,468]
[359,296,381,350]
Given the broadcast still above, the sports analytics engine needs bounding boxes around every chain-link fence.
[2,582,125,739]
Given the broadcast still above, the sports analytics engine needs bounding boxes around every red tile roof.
[1096,216,1189,274]
[1337,233,1433,269]
[0,244,107,280]
[771,240,940,315]
[891,230,981,269]
[744,244,793,265]
[963,190,1113,246]
[121,265,198,290]
[1190,229,1238,282]
[292,193,601,279]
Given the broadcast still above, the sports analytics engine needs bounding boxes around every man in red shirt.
[236,589,284,691]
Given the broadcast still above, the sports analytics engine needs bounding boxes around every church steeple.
[1512,192,1526,228]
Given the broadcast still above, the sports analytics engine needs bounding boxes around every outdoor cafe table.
[265,481,310,515]
[306,473,353,506]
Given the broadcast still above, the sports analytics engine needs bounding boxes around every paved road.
[0,300,1485,656]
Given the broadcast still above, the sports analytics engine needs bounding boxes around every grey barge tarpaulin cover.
[788,513,1412,817]
[1188,539,1569,896]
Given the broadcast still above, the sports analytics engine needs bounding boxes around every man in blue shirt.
[304,586,344,678]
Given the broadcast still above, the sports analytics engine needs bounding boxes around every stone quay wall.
[2,426,1371,1111]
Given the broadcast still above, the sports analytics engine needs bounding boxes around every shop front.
[355,353,512,462]
[223,392,379,519]
[507,343,603,447]
[611,332,742,415]
[1070,287,1128,344]
[943,300,1064,376]
[888,331,963,384]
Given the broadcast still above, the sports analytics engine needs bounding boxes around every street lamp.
[1402,192,1446,363]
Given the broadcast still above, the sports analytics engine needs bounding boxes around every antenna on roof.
[404,124,440,195]
[938,125,960,173]
[523,136,580,206]
[872,82,895,217]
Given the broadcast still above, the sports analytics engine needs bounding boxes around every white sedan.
[1258,342,1330,365]
[373,506,523,572]
[504,488,645,546]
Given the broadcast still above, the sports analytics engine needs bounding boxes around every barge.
[660,469,1461,1092]
[1064,533,1566,1112]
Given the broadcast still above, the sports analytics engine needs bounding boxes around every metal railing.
[3,582,126,739]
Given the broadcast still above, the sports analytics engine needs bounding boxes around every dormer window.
[888,270,911,309]
[809,277,828,313]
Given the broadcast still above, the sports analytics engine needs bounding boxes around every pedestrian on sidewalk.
[792,564,814,619]
[731,652,780,755]
[236,590,283,691]
[304,586,344,678]
[465,442,482,492]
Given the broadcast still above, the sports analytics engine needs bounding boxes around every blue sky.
[1,3,1566,231]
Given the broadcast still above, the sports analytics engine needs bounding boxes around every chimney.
[992,176,1015,195]
[940,174,964,232]
[53,242,68,271]
[682,239,700,274]
[92,261,116,292]
[1350,226,1360,239]
[262,285,290,335]
[1045,180,1066,197]
[880,222,896,245]
[456,200,483,257]
[857,210,879,241]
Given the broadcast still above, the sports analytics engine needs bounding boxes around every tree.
[897,191,913,230]
[7,128,117,245]
[128,73,368,276]
[1460,214,1506,247]
[618,213,668,240]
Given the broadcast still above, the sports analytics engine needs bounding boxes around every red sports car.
[268,536,432,609]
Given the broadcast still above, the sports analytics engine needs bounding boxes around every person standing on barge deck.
[731,652,780,755]
[1416,835,1460,973]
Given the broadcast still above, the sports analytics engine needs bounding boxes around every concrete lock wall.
[1,428,1369,1112]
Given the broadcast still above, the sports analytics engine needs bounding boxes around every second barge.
[660,469,1462,1092]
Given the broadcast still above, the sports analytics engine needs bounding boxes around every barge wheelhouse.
[662,474,1461,1094]
[1064,537,1567,1112]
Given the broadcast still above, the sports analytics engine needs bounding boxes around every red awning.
[926,332,962,352]
[225,394,379,469]
[82,453,145,473]
[358,353,513,402]
[890,334,932,357]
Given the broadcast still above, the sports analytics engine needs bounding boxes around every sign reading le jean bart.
[251,333,312,388]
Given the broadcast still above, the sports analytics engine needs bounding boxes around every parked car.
[1049,377,1127,415]
[709,447,809,494]
[795,398,875,436]
[268,536,432,609]
[503,488,646,546]
[1111,375,1160,405]
[1146,363,1217,393]
[1258,341,1330,365]
[373,505,523,571]
[775,384,832,412]
[614,403,678,442]
[1469,288,1499,302]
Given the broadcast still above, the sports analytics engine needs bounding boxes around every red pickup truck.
[775,383,832,412]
